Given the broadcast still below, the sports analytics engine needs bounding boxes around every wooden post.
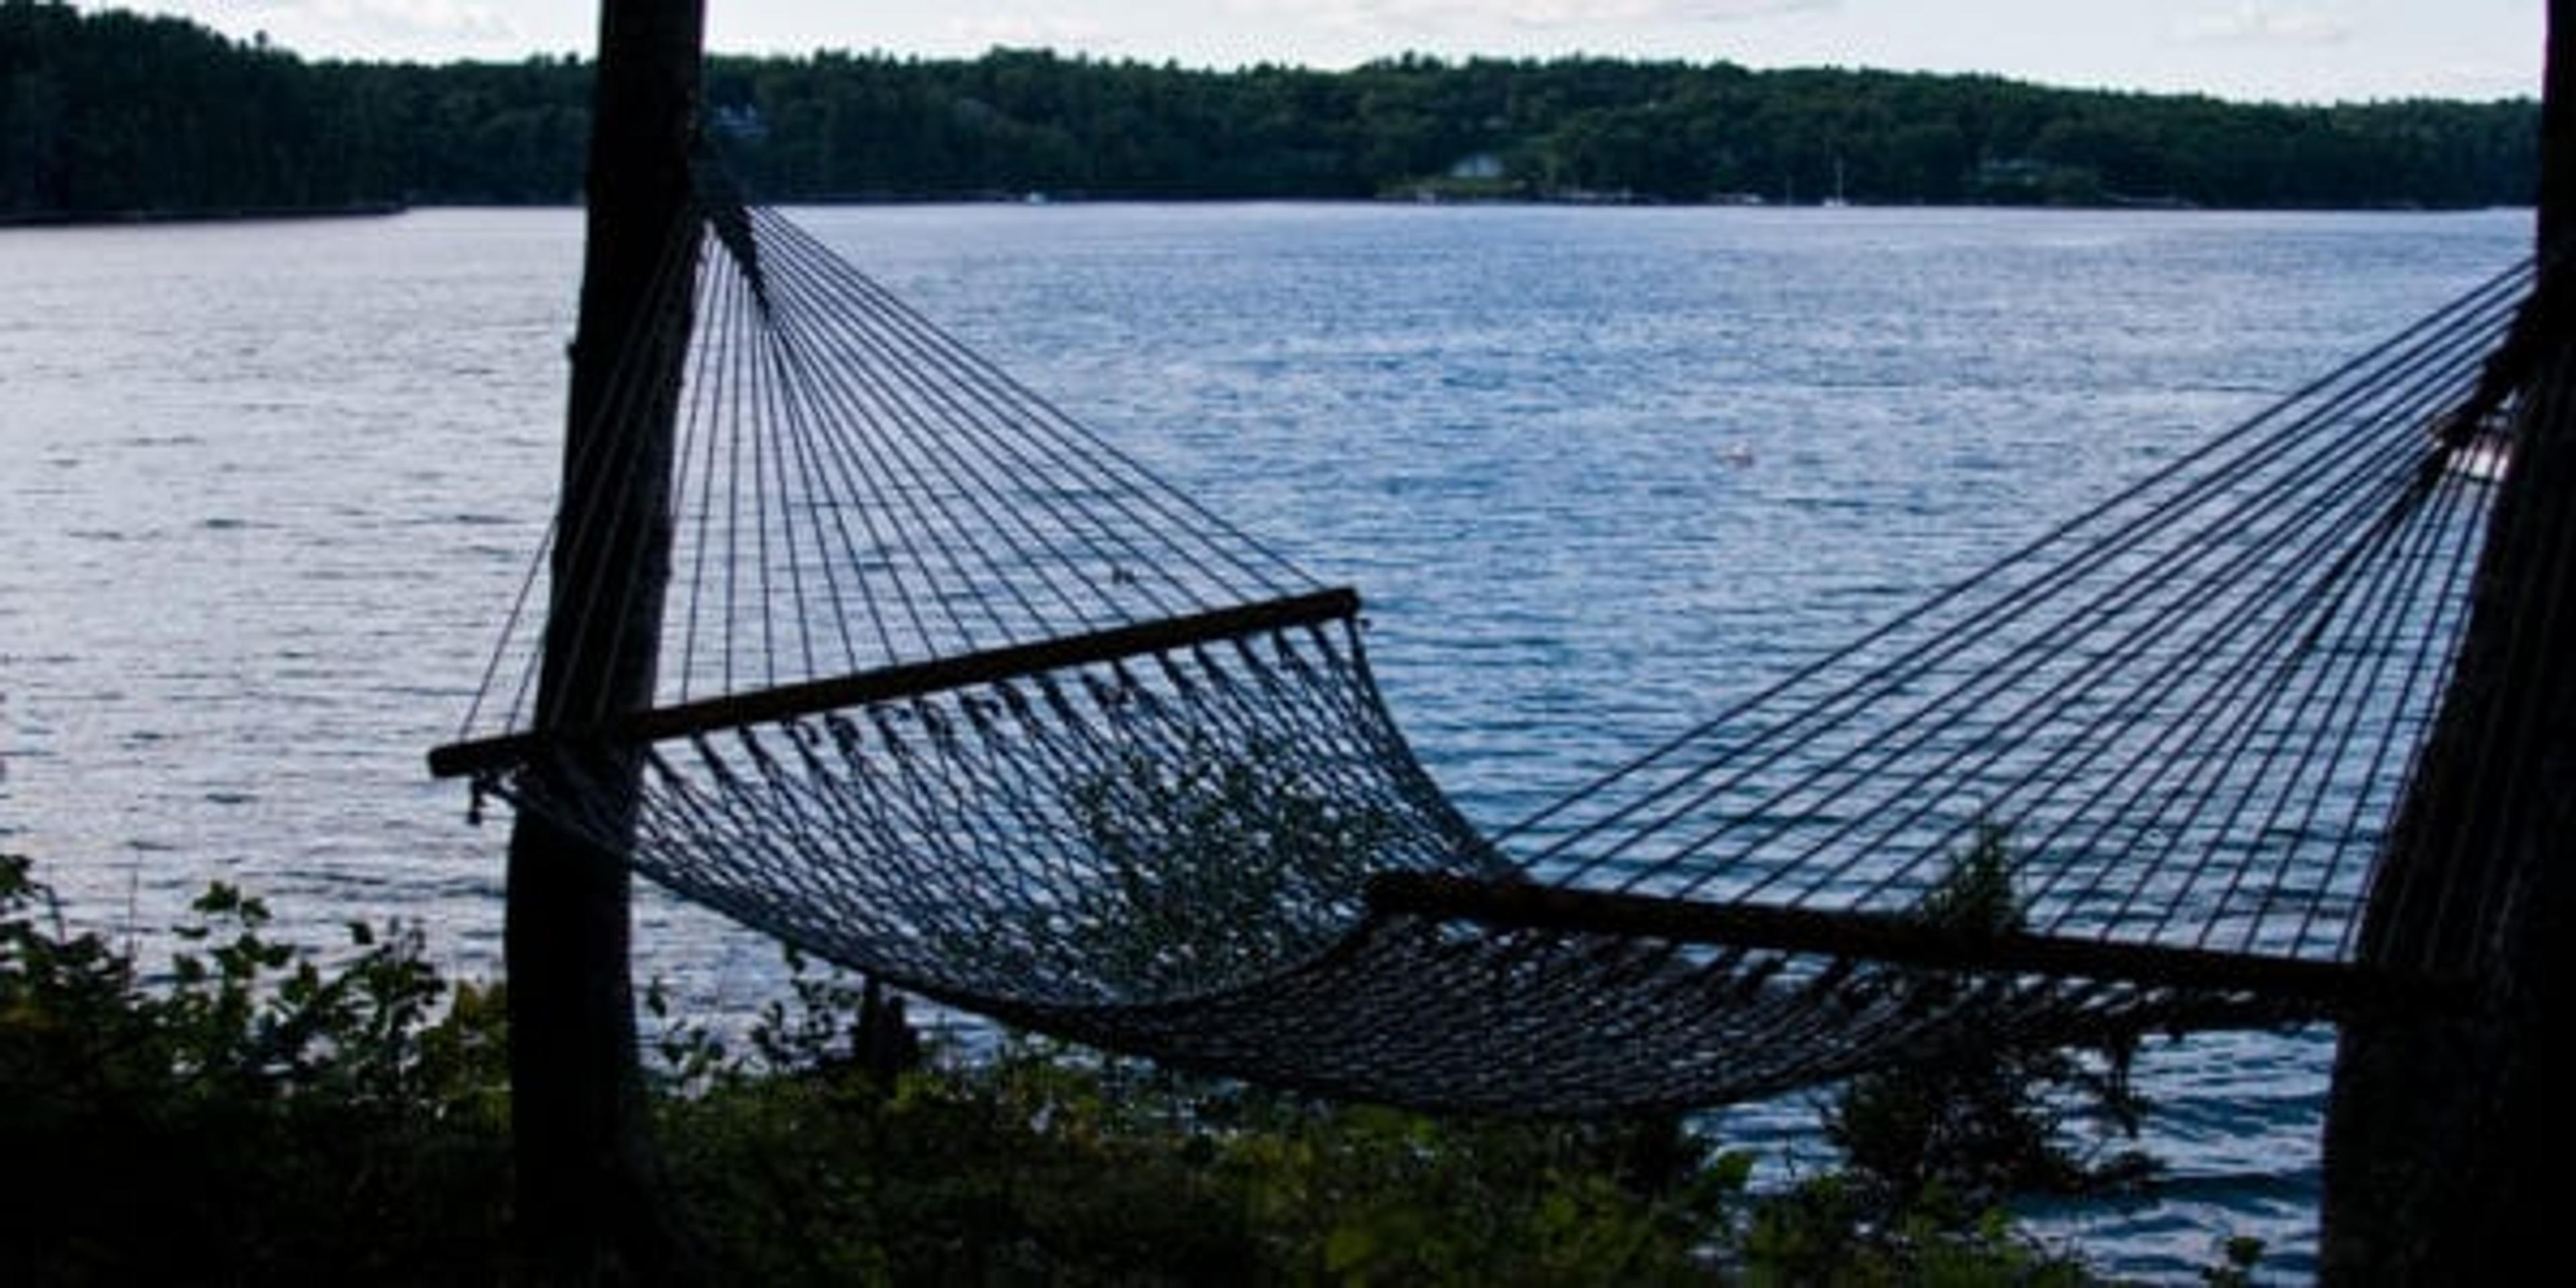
[2319,3,2576,1278]
[503,0,706,1279]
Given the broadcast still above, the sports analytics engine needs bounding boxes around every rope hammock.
[433,198,2528,1114]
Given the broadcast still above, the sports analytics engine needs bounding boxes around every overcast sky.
[92,1,2544,104]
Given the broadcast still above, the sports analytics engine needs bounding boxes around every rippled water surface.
[0,202,2530,1280]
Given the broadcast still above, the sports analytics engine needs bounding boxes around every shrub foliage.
[3,851,2186,1284]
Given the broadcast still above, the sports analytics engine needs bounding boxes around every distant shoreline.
[0,196,2532,228]
[0,202,410,229]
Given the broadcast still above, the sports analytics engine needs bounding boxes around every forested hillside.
[0,1,2540,217]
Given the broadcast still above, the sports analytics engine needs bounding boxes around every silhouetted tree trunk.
[504,1,706,1281]
[2320,3,2576,1279]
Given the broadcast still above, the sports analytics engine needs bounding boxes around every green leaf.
[1324,1223,1378,1274]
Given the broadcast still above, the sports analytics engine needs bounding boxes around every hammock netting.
[433,200,2527,1114]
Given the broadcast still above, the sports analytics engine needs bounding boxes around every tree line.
[0,0,2542,217]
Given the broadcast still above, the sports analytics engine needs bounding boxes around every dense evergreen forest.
[0,0,2542,217]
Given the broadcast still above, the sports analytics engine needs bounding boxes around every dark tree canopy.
[0,1,2542,218]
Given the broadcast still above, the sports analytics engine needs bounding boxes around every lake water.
[0,201,2532,1279]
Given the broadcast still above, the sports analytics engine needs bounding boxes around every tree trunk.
[504,1,706,1281]
[2318,3,2576,1278]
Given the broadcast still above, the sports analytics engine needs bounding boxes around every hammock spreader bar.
[429,586,1362,778]
[1366,872,2453,1016]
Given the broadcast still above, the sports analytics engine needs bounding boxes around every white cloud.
[1228,0,1829,38]
[944,14,1111,51]
[2177,3,2351,46]
[129,0,523,56]
[320,0,514,43]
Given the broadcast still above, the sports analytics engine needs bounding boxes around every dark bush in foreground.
[4,852,2188,1284]
[0,855,512,1283]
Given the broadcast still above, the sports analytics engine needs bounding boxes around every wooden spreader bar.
[429,586,1361,780]
[1367,871,2439,1016]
